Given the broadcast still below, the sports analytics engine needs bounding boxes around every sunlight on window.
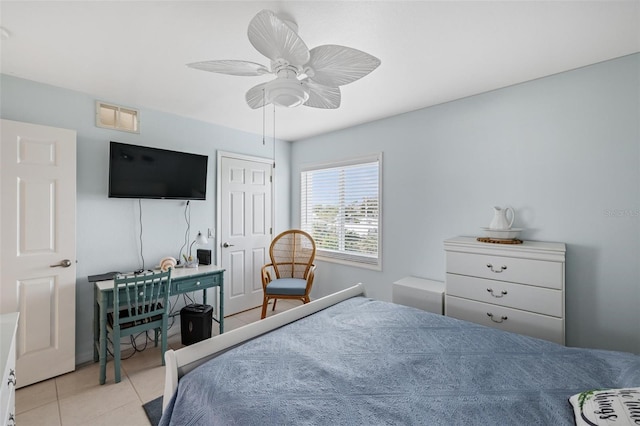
[301,154,382,269]
[96,101,139,133]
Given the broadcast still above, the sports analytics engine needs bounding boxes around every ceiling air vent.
[96,101,139,133]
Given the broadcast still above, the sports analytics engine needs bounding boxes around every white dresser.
[444,237,566,344]
[1,313,19,426]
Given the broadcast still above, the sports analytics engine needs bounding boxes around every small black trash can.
[180,304,213,345]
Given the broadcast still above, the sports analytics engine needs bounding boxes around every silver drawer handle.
[487,312,508,323]
[8,369,16,386]
[486,263,507,273]
[487,288,508,298]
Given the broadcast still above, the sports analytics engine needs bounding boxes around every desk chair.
[261,229,316,319]
[102,270,171,384]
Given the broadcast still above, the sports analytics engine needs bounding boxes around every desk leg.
[99,293,108,385]
[219,281,224,334]
[93,286,99,362]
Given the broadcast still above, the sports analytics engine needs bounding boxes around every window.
[96,101,139,133]
[301,153,382,269]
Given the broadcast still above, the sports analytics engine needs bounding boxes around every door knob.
[50,259,72,268]
[222,242,234,248]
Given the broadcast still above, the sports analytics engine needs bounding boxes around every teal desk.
[92,265,225,384]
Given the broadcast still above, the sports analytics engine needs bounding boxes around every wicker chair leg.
[261,296,269,319]
[272,298,278,311]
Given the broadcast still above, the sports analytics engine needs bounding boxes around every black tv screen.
[109,142,208,200]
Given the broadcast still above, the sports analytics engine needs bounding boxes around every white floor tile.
[55,361,112,400]
[88,400,151,426]
[58,377,138,426]
[127,365,166,404]
[15,379,57,414]
[16,401,61,426]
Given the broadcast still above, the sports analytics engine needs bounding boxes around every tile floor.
[15,299,300,426]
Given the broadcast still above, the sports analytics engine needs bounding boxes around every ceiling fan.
[188,9,381,109]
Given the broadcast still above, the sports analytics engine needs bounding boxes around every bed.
[160,284,640,425]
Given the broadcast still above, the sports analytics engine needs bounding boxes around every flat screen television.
[108,141,208,200]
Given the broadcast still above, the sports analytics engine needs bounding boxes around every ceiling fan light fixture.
[266,78,309,108]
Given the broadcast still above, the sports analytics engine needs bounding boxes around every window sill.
[315,254,382,271]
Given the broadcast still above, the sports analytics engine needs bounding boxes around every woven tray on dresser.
[476,237,523,245]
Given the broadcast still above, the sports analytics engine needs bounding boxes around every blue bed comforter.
[160,297,639,425]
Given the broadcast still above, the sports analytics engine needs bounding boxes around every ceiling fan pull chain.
[262,88,266,145]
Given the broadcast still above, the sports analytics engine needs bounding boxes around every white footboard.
[162,283,366,412]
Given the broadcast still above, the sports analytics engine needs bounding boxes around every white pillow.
[569,388,640,425]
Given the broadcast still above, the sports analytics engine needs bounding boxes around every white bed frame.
[162,283,366,411]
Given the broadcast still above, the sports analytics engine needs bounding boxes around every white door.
[0,119,77,388]
[217,152,273,314]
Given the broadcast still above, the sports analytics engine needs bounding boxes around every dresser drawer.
[446,296,564,344]
[175,273,220,293]
[446,251,563,289]
[446,274,563,317]
[4,389,15,426]
[1,313,18,426]
[1,355,14,426]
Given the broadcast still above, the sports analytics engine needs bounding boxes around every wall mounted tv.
[108,141,208,200]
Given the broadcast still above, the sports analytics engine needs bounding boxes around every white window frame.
[300,153,382,270]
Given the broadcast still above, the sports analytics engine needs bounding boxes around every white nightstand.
[393,276,444,315]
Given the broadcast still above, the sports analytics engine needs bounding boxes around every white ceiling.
[1,1,639,141]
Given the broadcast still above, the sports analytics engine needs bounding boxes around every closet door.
[218,152,273,314]
[0,119,77,387]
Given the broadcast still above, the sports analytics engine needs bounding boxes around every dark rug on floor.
[143,396,162,426]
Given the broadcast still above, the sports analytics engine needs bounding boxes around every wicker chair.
[261,229,316,319]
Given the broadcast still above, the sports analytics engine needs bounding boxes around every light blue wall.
[2,53,638,360]
[0,74,291,364]
[291,53,640,354]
